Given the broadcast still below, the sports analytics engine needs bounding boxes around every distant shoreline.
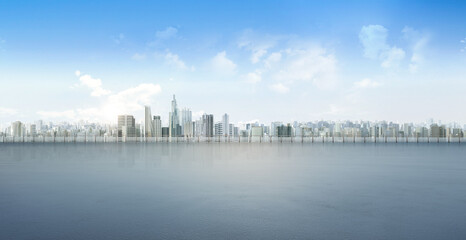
[1,136,463,144]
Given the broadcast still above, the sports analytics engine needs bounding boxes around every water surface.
[1,143,465,239]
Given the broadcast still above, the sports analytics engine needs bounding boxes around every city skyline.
[1,1,466,125]
[2,93,464,140]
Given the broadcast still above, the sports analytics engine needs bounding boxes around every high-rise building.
[144,106,154,137]
[162,127,169,137]
[234,126,239,137]
[202,114,214,137]
[152,116,162,137]
[251,126,263,137]
[181,108,192,136]
[35,120,43,133]
[334,122,342,137]
[169,95,180,137]
[11,121,23,137]
[215,122,223,136]
[27,124,36,136]
[229,123,235,136]
[277,124,293,137]
[270,122,283,136]
[118,115,136,137]
[222,113,229,137]
[430,124,446,138]
[194,119,202,137]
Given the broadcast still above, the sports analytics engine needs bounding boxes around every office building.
[202,114,214,137]
[222,113,229,136]
[152,116,162,137]
[169,95,180,137]
[118,115,136,137]
[144,106,154,137]
[11,121,23,137]
[181,108,192,136]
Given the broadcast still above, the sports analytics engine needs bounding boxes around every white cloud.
[74,83,161,122]
[103,83,162,119]
[131,53,146,61]
[402,27,429,73]
[245,70,262,84]
[359,25,405,68]
[76,72,111,97]
[264,52,282,68]
[42,72,163,122]
[345,78,383,104]
[251,49,267,64]
[238,29,278,64]
[273,47,337,89]
[270,83,289,93]
[211,51,237,74]
[0,107,18,116]
[75,70,81,77]
[156,27,178,40]
[235,30,338,91]
[165,51,188,70]
[359,25,389,59]
[381,47,405,68]
[354,78,381,88]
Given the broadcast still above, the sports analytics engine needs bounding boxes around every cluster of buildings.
[2,95,465,139]
[119,95,233,138]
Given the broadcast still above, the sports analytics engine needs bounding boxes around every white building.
[11,121,23,137]
[144,106,154,137]
[215,122,223,136]
[152,116,162,137]
[181,108,192,136]
[222,113,229,136]
[251,126,263,137]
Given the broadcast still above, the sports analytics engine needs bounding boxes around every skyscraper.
[181,108,192,136]
[202,114,214,137]
[169,95,180,137]
[144,106,154,137]
[222,113,229,137]
[152,116,162,137]
[118,115,135,137]
[270,122,283,136]
[11,121,23,137]
[215,122,223,136]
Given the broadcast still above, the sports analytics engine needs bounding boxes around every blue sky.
[1,0,466,126]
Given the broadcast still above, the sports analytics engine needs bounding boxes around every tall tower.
[222,113,229,137]
[152,116,162,137]
[144,106,154,137]
[169,95,180,137]
[202,114,214,137]
[181,108,192,137]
